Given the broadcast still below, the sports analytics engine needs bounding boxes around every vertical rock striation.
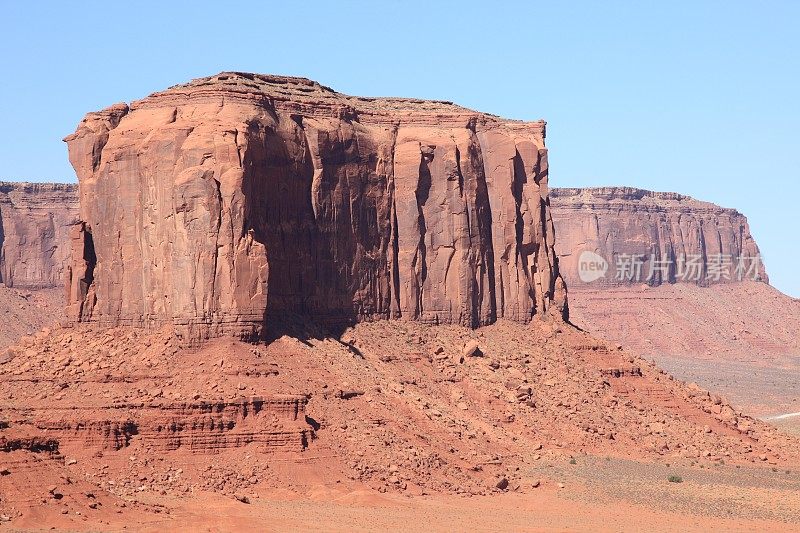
[550,187,767,288]
[0,182,79,288]
[64,72,566,343]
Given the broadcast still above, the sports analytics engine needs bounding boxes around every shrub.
[668,475,683,483]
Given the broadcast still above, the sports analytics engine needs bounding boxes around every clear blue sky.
[2,1,798,296]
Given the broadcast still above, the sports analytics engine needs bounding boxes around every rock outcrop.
[23,396,311,453]
[64,72,566,343]
[550,187,767,288]
[0,182,78,288]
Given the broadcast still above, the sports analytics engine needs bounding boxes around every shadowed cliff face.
[0,182,79,288]
[550,187,767,289]
[64,72,567,344]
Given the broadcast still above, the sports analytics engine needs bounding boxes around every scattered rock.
[336,389,365,400]
[462,341,483,358]
[0,349,15,365]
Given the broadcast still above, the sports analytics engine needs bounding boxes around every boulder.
[462,341,483,358]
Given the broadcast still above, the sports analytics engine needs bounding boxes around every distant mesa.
[0,181,78,289]
[550,187,767,288]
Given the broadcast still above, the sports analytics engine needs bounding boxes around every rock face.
[0,182,79,288]
[550,187,767,288]
[64,72,566,343]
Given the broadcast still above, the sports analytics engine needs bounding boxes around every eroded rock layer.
[0,182,78,288]
[550,187,767,288]
[11,397,311,454]
[64,72,566,343]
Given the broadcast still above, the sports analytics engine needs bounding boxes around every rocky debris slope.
[550,187,799,405]
[0,182,78,289]
[567,281,800,361]
[64,72,566,344]
[550,187,766,288]
[0,286,63,350]
[2,320,797,525]
[566,281,800,422]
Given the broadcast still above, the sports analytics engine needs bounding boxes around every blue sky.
[2,1,798,296]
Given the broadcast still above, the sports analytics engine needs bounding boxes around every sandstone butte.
[550,187,767,288]
[0,181,78,288]
[63,72,567,344]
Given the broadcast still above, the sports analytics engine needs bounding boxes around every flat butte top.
[129,71,545,130]
[551,187,742,216]
[0,182,77,194]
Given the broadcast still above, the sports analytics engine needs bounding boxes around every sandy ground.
[653,355,800,439]
[12,456,798,532]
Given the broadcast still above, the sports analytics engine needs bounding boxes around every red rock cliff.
[64,72,566,343]
[550,187,767,288]
[0,182,79,288]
